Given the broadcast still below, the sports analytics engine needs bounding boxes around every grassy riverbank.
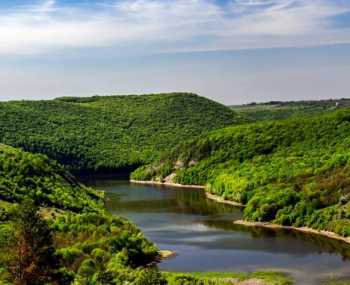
[163,271,293,285]
[130,179,205,189]
[324,279,350,285]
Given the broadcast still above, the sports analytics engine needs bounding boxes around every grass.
[231,98,350,122]
[324,278,350,285]
[163,271,293,285]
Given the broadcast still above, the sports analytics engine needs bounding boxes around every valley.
[1,93,350,284]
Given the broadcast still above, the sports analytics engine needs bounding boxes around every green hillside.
[0,93,238,173]
[231,98,350,122]
[0,144,161,284]
[0,144,103,212]
[132,109,350,237]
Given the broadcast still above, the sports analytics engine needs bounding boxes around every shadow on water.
[85,178,350,285]
[205,220,350,260]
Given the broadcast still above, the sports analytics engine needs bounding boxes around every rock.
[164,173,176,183]
[175,160,184,169]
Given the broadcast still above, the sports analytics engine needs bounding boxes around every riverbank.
[205,192,244,207]
[163,271,293,285]
[234,220,350,245]
[131,179,244,206]
[130,179,205,189]
[159,250,177,260]
[130,179,350,246]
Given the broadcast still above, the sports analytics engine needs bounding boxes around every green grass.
[231,98,350,122]
[163,271,293,285]
[0,93,238,173]
[324,278,350,285]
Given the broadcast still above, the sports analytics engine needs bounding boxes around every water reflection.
[86,179,350,285]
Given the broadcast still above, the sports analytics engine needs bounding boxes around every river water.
[87,179,350,285]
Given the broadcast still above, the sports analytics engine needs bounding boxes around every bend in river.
[86,178,350,285]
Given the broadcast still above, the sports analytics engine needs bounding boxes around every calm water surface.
[87,179,350,285]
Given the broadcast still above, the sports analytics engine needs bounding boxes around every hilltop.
[131,109,350,237]
[0,93,238,173]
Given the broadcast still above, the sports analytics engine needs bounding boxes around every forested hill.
[231,98,350,122]
[0,143,103,212]
[0,93,238,173]
[132,109,350,237]
[0,144,164,284]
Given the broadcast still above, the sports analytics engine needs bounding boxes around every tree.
[8,200,58,285]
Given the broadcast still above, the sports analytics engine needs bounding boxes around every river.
[86,178,350,285]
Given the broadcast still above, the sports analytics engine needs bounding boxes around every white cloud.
[0,0,349,55]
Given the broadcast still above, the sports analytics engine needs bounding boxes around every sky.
[0,0,349,104]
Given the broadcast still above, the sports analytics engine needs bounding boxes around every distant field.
[231,98,350,121]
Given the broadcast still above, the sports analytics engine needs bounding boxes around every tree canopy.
[132,109,350,237]
[0,93,239,173]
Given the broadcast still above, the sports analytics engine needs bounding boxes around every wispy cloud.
[0,0,349,55]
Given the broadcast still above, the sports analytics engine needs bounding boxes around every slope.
[131,109,350,237]
[0,93,238,173]
[0,144,160,284]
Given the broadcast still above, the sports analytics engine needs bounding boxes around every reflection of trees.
[291,230,350,260]
[173,189,241,216]
[203,220,350,260]
[107,189,243,215]
[105,184,350,261]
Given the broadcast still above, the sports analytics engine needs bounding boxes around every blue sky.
[0,0,349,104]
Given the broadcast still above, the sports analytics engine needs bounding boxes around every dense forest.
[0,144,291,284]
[231,98,350,121]
[0,144,161,284]
[0,93,238,173]
[131,109,350,237]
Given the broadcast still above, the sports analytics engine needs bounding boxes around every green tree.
[8,200,59,285]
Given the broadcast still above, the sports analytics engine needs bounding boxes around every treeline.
[0,93,238,173]
[132,109,350,237]
[231,98,350,121]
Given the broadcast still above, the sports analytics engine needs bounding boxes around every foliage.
[0,142,164,284]
[0,93,238,173]
[0,144,103,212]
[0,199,162,284]
[134,109,350,236]
[51,211,161,284]
[4,200,59,285]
